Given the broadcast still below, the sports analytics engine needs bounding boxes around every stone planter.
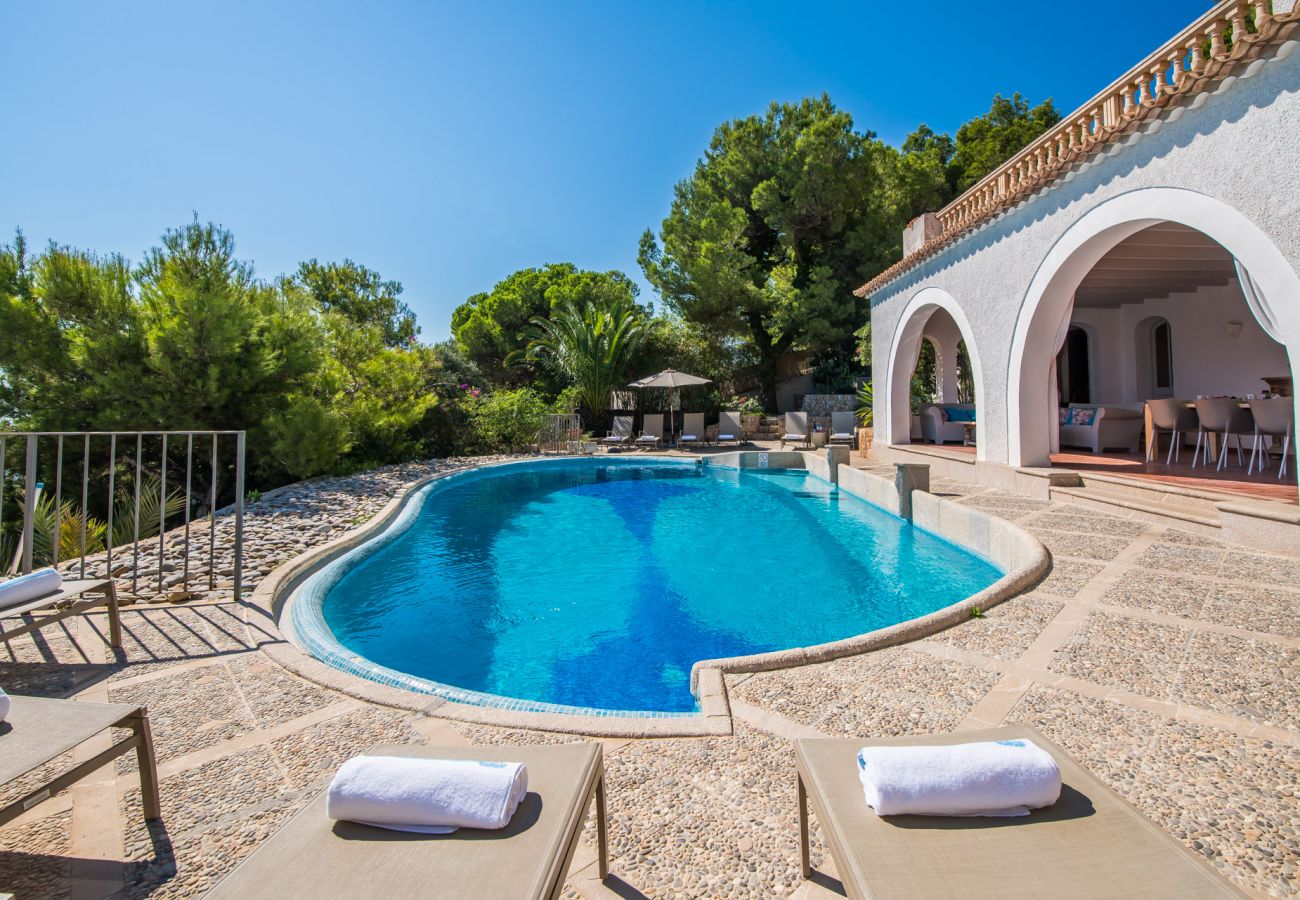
[858,427,874,459]
[741,415,762,437]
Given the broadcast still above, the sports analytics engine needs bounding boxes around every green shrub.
[722,394,764,416]
[465,388,548,453]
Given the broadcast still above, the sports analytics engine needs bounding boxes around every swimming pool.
[289,457,1002,715]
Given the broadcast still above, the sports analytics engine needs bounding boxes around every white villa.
[864,1,1300,549]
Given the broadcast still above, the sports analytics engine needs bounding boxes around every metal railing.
[538,414,583,453]
[0,431,246,601]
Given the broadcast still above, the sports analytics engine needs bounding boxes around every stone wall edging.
[687,464,1049,692]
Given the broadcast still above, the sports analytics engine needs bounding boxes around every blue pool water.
[309,458,1001,714]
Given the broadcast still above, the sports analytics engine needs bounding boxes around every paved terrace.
[1,458,1296,898]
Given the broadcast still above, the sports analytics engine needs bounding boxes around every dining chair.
[1192,398,1253,471]
[1247,397,1295,479]
[1145,398,1198,465]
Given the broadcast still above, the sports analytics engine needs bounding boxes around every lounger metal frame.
[0,579,122,649]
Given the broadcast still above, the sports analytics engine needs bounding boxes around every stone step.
[1048,484,1222,529]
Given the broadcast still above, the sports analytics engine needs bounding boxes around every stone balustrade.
[855,1,1299,299]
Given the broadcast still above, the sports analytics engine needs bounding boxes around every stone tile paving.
[0,808,73,900]
[1,459,1297,898]
[924,591,1064,660]
[1008,686,1300,896]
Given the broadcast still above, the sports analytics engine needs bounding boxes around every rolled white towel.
[0,686,9,723]
[0,568,63,611]
[857,738,1061,817]
[680,434,698,441]
[327,755,528,834]
[782,433,804,441]
[717,433,736,440]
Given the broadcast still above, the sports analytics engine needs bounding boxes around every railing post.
[21,435,36,575]
[234,431,245,601]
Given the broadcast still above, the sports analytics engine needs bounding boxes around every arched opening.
[1009,189,1298,490]
[885,290,984,456]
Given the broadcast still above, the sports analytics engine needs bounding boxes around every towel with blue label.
[857,739,1061,817]
[327,755,529,833]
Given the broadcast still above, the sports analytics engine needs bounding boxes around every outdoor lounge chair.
[636,413,664,449]
[0,577,122,650]
[779,411,810,449]
[0,695,159,828]
[716,412,744,446]
[794,725,1245,899]
[828,411,857,447]
[601,416,634,447]
[206,742,609,900]
[679,412,706,448]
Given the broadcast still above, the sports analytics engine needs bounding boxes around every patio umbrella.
[628,368,712,445]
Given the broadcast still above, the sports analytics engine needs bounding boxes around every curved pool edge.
[688,465,1051,693]
[249,454,1049,738]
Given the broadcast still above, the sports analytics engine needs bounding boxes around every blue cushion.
[945,407,976,422]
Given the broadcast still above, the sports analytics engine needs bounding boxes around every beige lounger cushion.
[206,742,603,900]
[796,725,1244,899]
[0,695,141,786]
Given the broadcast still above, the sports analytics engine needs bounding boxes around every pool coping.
[246,454,1050,738]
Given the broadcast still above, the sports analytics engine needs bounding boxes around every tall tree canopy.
[0,221,441,485]
[903,93,1062,202]
[638,95,903,409]
[450,263,641,387]
[295,258,418,347]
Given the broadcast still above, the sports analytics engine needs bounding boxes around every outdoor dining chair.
[1145,398,1198,465]
[1247,397,1295,478]
[1192,398,1253,471]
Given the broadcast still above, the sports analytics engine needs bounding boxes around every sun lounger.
[716,412,744,446]
[679,413,706,448]
[206,742,609,900]
[636,413,664,449]
[828,411,857,446]
[601,416,634,447]
[0,695,159,828]
[0,578,122,649]
[794,725,1245,899]
[780,411,810,449]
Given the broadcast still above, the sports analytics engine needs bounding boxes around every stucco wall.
[871,40,1300,466]
[1070,281,1290,404]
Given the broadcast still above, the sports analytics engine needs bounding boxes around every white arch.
[1007,187,1300,467]
[883,287,988,461]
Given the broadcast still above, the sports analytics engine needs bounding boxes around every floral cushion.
[1058,407,1070,425]
[1065,407,1097,426]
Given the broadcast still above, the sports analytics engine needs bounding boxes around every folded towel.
[0,686,9,723]
[0,568,63,611]
[782,433,805,441]
[857,739,1061,817]
[831,432,853,439]
[680,434,698,441]
[718,433,736,440]
[327,755,528,834]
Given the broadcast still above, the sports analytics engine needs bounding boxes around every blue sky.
[2,1,1207,340]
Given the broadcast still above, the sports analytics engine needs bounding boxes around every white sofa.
[919,403,976,444]
[1058,404,1143,453]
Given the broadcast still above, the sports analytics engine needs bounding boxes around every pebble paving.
[0,460,1297,898]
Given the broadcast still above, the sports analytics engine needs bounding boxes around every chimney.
[903,213,943,257]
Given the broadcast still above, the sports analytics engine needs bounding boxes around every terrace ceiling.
[1072,222,1237,308]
